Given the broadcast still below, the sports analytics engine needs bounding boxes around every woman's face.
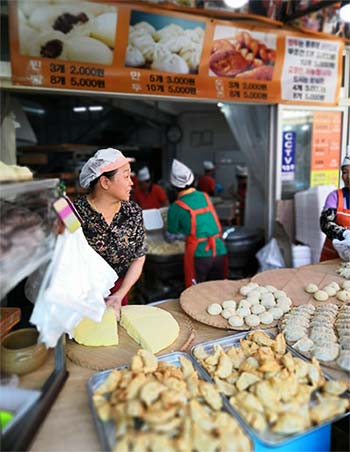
[104,163,133,201]
[341,165,349,188]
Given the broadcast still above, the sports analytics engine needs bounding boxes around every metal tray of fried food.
[191,330,350,447]
[87,351,252,452]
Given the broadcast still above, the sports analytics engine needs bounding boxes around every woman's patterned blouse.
[74,196,146,277]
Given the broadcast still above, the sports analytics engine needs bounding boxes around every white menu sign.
[281,36,341,104]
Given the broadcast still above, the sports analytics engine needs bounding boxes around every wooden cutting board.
[66,311,195,371]
[179,278,279,330]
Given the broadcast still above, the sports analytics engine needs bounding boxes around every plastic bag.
[256,238,285,272]
[30,228,118,348]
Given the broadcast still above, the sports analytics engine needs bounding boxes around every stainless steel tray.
[191,330,350,447]
[87,351,251,451]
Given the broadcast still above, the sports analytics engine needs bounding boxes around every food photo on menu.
[125,10,206,74]
[16,0,117,65]
[209,25,277,81]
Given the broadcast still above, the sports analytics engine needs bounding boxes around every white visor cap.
[79,148,132,188]
[138,166,151,182]
[170,159,194,188]
[341,155,350,168]
[203,160,215,170]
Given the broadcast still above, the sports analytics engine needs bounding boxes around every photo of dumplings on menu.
[126,11,206,74]
[210,26,277,81]
[17,0,117,66]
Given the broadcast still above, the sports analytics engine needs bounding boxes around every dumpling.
[236,306,250,318]
[337,351,350,371]
[158,34,191,54]
[28,30,68,58]
[313,290,329,302]
[133,21,156,36]
[323,285,337,297]
[153,24,184,41]
[179,44,201,72]
[151,52,189,74]
[313,343,339,362]
[221,308,236,319]
[293,336,314,353]
[130,33,156,61]
[238,299,250,310]
[125,44,145,67]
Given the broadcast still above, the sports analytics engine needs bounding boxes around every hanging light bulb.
[223,0,249,9]
[340,3,350,22]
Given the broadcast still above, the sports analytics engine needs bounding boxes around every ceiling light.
[88,106,103,111]
[73,106,87,112]
[23,106,45,115]
[217,102,224,108]
[223,0,249,9]
[340,3,350,22]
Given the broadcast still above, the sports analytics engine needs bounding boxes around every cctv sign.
[282,131,296,181]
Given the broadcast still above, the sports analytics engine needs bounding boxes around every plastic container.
[1,328,49,375]
[142,209,163,231]
[292,244,312,267]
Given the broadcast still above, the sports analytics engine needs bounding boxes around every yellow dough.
[313,290,329,302]
[73,308,118,346]
[305,283,318,294]
[120,305,179,353]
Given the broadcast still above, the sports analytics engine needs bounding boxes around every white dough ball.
[245,314,260,327]
[238,299,250,310]
[264,285,277,293]
[261,293,276,308]
[259,311,274,325]
[341,281,350,291]
[228,314,244,327]
[313,290,329,302]
[274,290,287,299]
[323,285,337,297]
[269,307,284,320]
[336,290,350,302]
[221,308,236,319]
[236,306,250,318]
[251,304,265,315]
[222,300,236,310]
[329,281,341,291]
[305,283,318,294]
[207,303,222,315]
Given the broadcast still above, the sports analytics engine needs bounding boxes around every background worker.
[320,153,350,261]
[197,160,216,196]
[133,166,169,209]
[167,159,227,288]
[75,148,146,315]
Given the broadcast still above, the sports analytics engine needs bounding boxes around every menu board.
[310,111,342,187]
[8,0,344,106]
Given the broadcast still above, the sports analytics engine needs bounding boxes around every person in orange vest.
[320,154,350,261]
[197,160,216,196]
[133,166,169,209]
[167,159,228,288]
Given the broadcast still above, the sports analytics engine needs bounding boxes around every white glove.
[343,229,350,241]
[333,237,350,261]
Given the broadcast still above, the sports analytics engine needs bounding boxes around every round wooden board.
[179,279,278,331]
[66,311,195,371]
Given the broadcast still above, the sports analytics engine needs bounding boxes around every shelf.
[0,179,59,198]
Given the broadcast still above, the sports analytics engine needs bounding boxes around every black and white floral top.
[74,196,146,277]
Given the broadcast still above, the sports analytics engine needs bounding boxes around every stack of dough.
[207,282,292,329]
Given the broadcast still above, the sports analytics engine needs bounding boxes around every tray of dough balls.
[180,279,293,330]
[279,303,350,373]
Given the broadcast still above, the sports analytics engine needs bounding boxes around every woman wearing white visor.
[75,148,146,315]
[167,159,227,288]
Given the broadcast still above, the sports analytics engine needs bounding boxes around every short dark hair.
[88,168,118,192]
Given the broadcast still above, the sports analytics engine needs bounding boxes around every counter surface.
[26,263,348,452]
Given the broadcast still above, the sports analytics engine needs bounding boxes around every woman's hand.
[105,292,123,319]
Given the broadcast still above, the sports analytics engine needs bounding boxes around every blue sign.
[282,131,296,180]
